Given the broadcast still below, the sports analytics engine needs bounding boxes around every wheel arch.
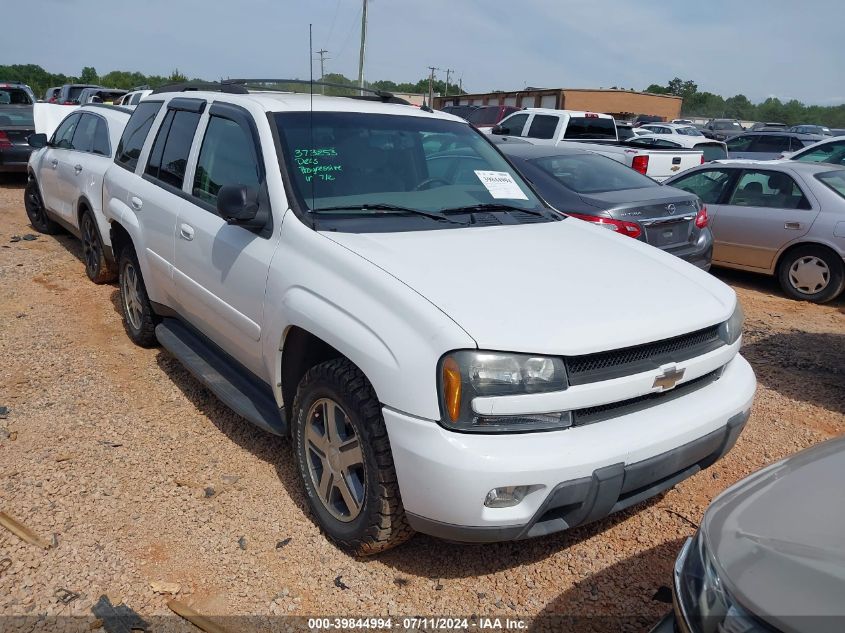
[109,220,134,261]
[774,240,844,276]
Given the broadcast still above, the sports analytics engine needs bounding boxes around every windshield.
[529,152,658,193]
[274,111,546,218]
[0,106,34,126]
[564,117,617,139]
[816,170,845,200]
[714,121,742,130]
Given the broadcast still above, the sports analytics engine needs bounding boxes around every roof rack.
[83,103,134,115]
[223,78,407,103]
[151,82,249,95]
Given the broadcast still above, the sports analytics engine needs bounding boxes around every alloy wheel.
[121,262,144,330]
[789,256,830,295]
[81,215,100,276]
[25,185,46,225]
[304,397,366,522]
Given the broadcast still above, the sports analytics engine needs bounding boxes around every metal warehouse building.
[434,88,683,121]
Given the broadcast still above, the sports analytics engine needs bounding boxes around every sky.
[4,0,844,105]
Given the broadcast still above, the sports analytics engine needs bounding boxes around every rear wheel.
[80,211,116,283]
[777,245,844,303]
[24,179,60,234]
[118,245,159,347]
[292,358,413,555]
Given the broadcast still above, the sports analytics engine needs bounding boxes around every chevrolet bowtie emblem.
[653,365,685,391]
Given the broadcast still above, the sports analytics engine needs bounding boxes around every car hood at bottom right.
[702,435,845,630]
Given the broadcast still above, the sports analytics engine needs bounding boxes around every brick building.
[434,88,683,121]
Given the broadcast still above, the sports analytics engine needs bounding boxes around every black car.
[0,82,35,173]
[495,143,713,269]
[440,104,478,121]
[56,83,102,105]
[702,119,745,141]
[634,114,664,126]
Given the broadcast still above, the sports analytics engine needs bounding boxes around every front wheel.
[777,245,844,303]
[292,358,413,555]
[118,245,159,347]
[24,179,61,234]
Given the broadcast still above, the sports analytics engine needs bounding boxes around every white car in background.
[116,89,153,107]
[629,133,729,162]
[781,135,845,165]
[24,104,132,282]
[640,122,707,138]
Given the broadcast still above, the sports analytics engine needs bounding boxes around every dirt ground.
[0,173,843,632]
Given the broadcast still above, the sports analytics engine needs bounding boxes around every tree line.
[645,77,845,128]
[0,64,465,100]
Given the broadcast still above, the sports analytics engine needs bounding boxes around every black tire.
[777,245,844,304]
[24,179,61,234]
[292,358,413,555]
[80,210,116,284]
[117,245,159,347]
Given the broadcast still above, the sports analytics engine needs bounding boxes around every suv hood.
[703,436,845,629]
[323,219,734,355]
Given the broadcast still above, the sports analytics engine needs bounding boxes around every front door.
[173,107,279,375]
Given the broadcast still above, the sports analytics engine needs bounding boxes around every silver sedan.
[665,160,845,303]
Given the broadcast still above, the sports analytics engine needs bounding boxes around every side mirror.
[217,185,260,224]
[28,133,48,149]
[491,124,507,135]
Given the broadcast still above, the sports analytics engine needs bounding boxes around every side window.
[499,113,529,135]
[671,169,735,204]
[92,117,110,156]
[526,115,559,140]
[192,116,261,207]
[728,170,811,210]
[789,137,807,151]
[70,114,98,153]
[726,135,754,152]
[52,113,82,149]
[145,109,201,188]
[115,101,163,170]
[750,135,790,153]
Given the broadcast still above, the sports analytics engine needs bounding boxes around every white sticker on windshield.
[474,170,529,200]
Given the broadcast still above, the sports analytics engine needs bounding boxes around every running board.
[155,319,287,436]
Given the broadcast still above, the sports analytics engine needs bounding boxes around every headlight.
[676,531,773,633]
[438,350,569,433]
[718,301,744,346]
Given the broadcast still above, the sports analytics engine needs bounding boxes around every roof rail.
[223,79,409,104]
[151,82,249,95]
[83,103,134,115]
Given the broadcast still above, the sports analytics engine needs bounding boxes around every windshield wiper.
[438,203,547,218]
[313,203,465,225]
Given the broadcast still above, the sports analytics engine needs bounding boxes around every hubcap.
[304,398,366,522]
[82,216,99,274]
[121,262,144,330]
[789,256,829,295]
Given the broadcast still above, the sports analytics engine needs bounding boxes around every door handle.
[784,222,802,230]
[74,164,83,174]
[130,196,143,211]
[51,159,58,169]
[179,224,194,241]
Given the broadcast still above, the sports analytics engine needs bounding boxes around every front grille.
[565,324,724,385]
[572,368,722,426]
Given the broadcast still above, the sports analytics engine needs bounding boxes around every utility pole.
[427,66,439,108]
[315,49,329,94]
[444,68,454,100]
[357,0,368,95]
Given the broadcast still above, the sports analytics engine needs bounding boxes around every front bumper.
[384,354,755,542]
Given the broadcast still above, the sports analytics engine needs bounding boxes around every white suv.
[102,83,756,553]
[25,104,131,282]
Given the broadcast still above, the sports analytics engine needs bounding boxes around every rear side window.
[563,117,616,139]
[192,116,261,206]
[115,101,163,171]
[145,109,201,188]
[92,117,110,156]
[815,170,845,199]
[789,137,808,151]
[526,115,559,140]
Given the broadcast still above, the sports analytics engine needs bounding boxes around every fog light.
[484,486,531,508]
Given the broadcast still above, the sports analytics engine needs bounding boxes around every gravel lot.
[1,174,843,632]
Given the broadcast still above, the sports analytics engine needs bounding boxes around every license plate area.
[645,220,692,247]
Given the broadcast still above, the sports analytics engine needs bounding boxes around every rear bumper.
[0,146,33,172]
[665,229,713,270]
[385,354,755,542]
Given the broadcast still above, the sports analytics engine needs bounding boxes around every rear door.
[709,168,820,269]
[523,114,561,144]
[173,102,279,374]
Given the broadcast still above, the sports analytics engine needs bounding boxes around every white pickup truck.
[492,108,704,182]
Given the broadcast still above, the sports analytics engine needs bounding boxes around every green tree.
[168,69,188,83]
[645,84,669,95]
[80,66,99,83]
